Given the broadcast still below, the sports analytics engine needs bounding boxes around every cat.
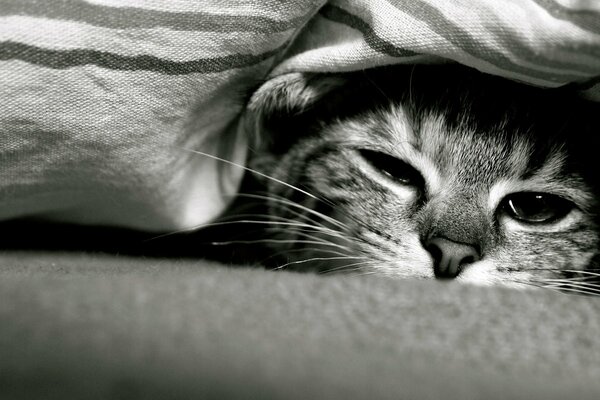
[222,64,600,293]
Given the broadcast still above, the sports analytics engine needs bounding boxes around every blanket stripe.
[531,0,600,33]
[320,5,418,58]
[0,0,311,33]
[0,40,288,74]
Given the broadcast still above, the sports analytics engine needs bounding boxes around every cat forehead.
[376,104,539,179]
[337,102,587,196]
[392,105,535,180]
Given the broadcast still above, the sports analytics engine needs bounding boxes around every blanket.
[1,251,600,399]
[1,0,599,231]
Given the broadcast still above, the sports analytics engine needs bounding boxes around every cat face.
[244,65,600,289]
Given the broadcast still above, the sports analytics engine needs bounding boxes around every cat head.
[243,64,600,290]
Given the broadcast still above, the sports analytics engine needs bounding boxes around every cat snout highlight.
[424,237,480,279]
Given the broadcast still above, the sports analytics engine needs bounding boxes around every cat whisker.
[210,239,357,258]
[340,260,382,273]
[284,233,358,255]
[243,190,367,242]
[320,260,379,274]
[362,69,392,103]
[230,179,362,234]
[263,225,358,245]
[539,280,600,290]
[217,214,342,241]
[540,278,600,285]
[543,285,600,296]
[146,219,344,241]
[282,227,354,246]
[274,255,364,270]
[530,278,600,296]
[261,230,353,252]
[321,266,376,275]
[214,208,338,231]
[294,248,366,260]
[258,246,355,265]
[561,269,600,277]
[209,238,344,248]
[353,270,383,277]
[215,212,302,223]
[325,267,363,274]
[408,64,417,106]
[236,192,351,231]
[510,280,545,290]
[236,223,359,253]
[218,212,346,238]
[542,276,597,282]
[196,212,355,250]
[179,147,338,208]
[270,205,345,234]
[251,228,360,262]
[174,149,368,248]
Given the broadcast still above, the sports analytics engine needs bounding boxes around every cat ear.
[244,72,349,153]
[247,72,348,116]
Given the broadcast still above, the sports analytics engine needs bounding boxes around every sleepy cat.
[227,64,600,293]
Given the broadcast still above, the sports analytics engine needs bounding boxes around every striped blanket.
[1,0,599,231]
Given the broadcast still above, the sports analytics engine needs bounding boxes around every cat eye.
[358,149,424,187]
[501,192,574,224]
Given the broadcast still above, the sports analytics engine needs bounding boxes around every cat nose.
[424,237,480,279]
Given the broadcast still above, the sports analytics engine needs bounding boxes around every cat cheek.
[493,231,595,277]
